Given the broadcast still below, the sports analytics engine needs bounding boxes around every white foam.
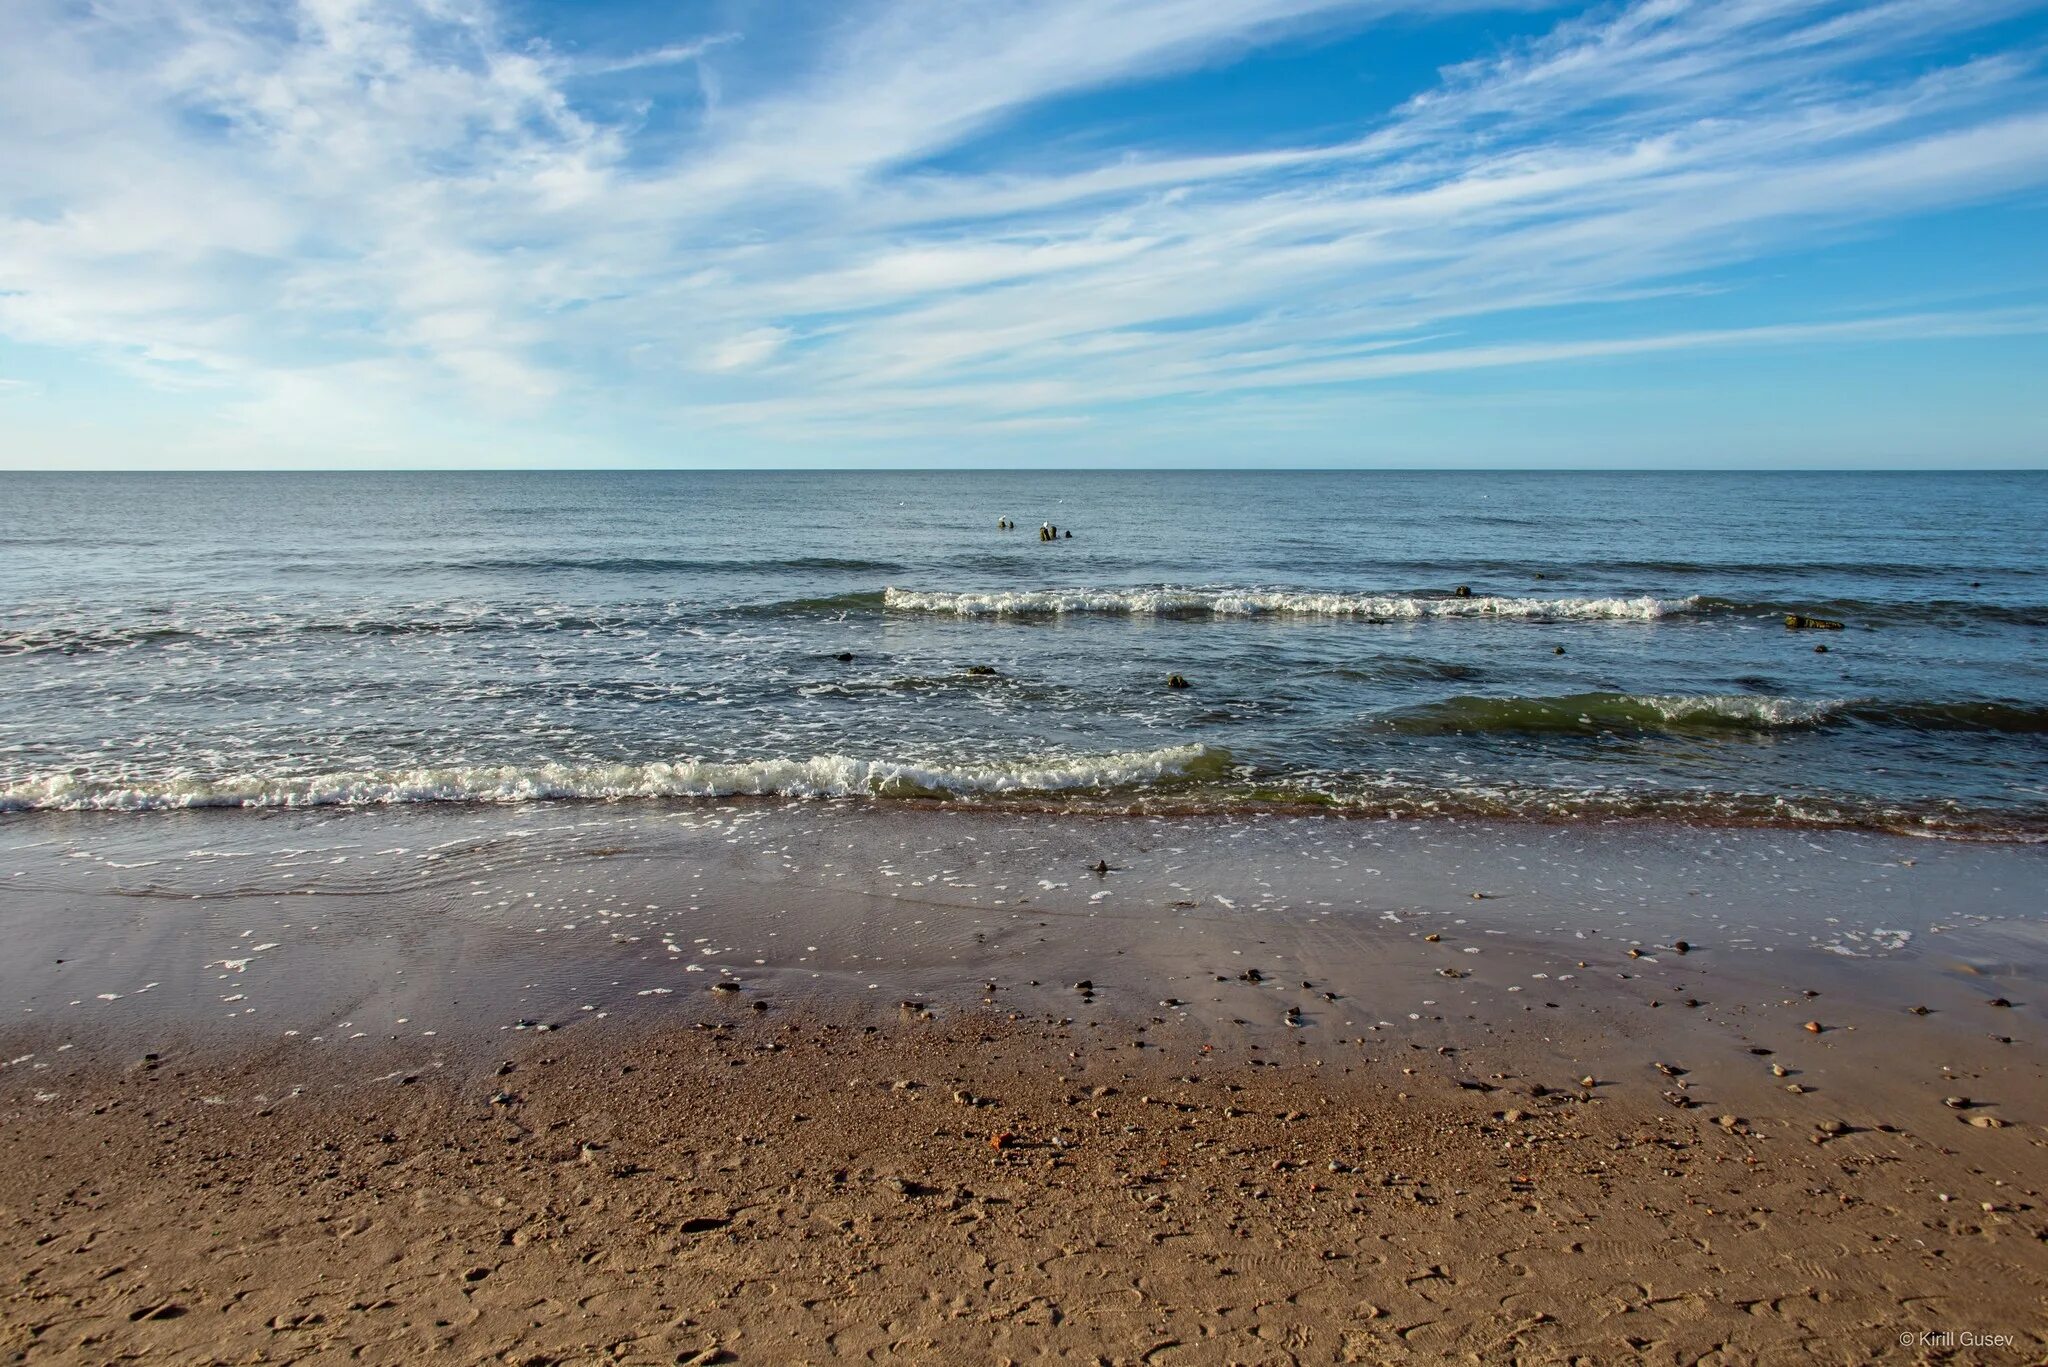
[0,744,1221,813]
[882,586,1692,620]
[1629,695,1841,727]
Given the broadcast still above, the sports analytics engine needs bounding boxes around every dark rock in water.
[1093,859,1110,873]
[1672,940,1690,954]
[1553,645,1565,655]
[1166,673,1190,689]
[1454,585,1473,598]
[835,651,854,662]
[1784,614,1844,630]
[966,664,998,676]
[1814,644,1829,653]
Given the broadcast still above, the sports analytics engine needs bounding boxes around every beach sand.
[2,802,2044,1363]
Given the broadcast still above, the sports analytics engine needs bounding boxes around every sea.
[2,470,2043,840]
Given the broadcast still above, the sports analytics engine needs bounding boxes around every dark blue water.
[2,471,2043,837]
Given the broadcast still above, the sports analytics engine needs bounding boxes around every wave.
[437,555,904,575]
[1377,693,2048,736]
[4,744,2039,839]
[1694,596,2048,628]
[0,606,685,656]
[883,586,1691,621]
[0,745,1231,813]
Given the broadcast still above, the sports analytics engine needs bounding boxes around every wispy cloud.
[1,0,2045,463]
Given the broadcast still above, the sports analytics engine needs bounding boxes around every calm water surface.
[2,471,2043,837]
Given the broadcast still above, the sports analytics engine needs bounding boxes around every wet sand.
[2,802,2045,1362]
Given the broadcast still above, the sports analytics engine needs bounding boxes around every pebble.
[1803,1021,1823,1033]
[1969,1115,2008,1129]
[1988,997,2013,1008]
[1817,1119,1847,1135]
[1424,933,1441,943]
[711,981,740,995]
[1943,1096,1970,1109]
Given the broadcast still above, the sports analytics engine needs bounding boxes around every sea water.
[2,470,2043,838]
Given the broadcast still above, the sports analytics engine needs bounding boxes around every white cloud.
[704,326,794,372]
[0,0,2045,464]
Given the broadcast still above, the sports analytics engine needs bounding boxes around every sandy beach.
[3,802,2044,1363]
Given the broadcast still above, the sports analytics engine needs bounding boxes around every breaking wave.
[1378,693,2048,736]
[0,745,1231,813]
[882,586,1692,620]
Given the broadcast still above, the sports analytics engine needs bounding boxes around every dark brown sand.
[2,802,2045,1363]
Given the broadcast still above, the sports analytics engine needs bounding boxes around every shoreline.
[3,801,2045,1361]
[6,785,2044,844]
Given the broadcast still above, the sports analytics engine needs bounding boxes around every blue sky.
[2,0,2046,469]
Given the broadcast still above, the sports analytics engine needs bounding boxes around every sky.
[1,0,2046,470]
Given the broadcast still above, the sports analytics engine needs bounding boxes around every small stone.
[1424,933,1441,943]
[1969,1115,2008,1129]
[1166,673,1191,689]
[1628,948,1643,959]
[1943,1096,1970,1109]
[1074,980,1093,992]
[1672,940,1690,954]
[1910,1006,1930,1016]
[1579,1076,1596,1089]
[1817,1119,1846,1135]
[711,981,741,994]
[1771,1063,1789,1077]
[1988,997,2013,1008]
[1502,1109,1524,1124]
[1715,1115,1738,1129]
[1786,1083,1807,1094]
[1803,1021,1823,1033]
